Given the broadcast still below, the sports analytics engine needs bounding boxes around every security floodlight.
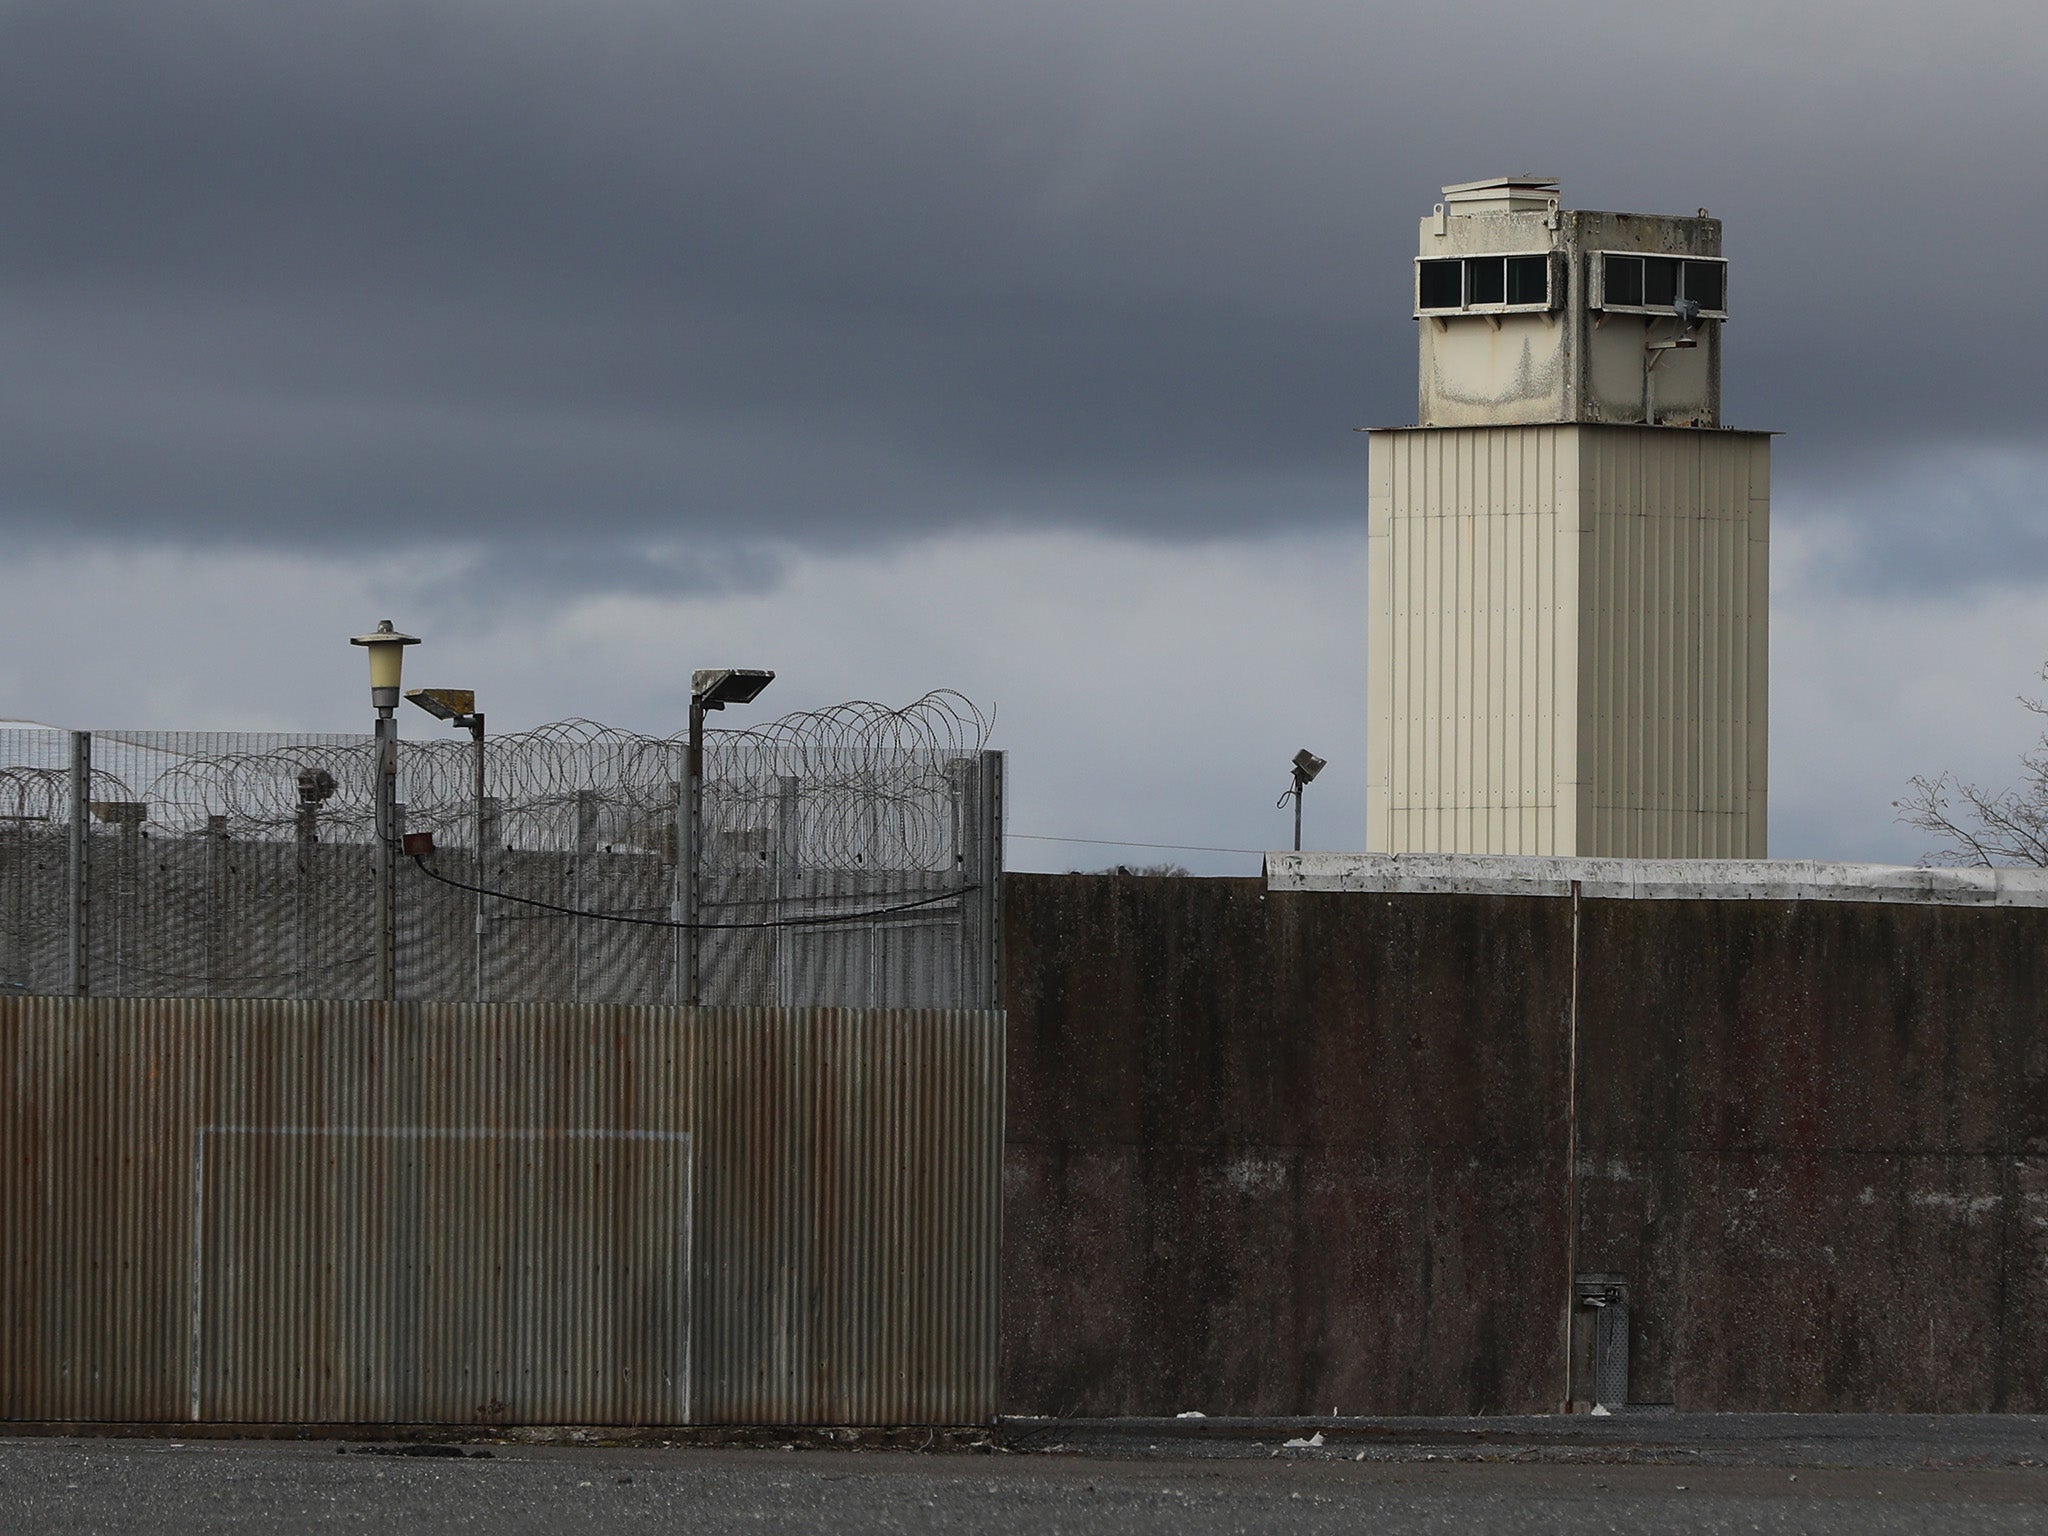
[296,767,338,806]
[406,686,488,1002]
[1279,747,1328,853]
[691,668,776,712]
[406,687,479,727]
[680,667,775,1006]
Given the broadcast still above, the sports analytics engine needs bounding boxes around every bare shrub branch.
[1895,678,2048,866]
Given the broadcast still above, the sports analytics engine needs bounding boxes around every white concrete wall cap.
[1263,853,2048,908]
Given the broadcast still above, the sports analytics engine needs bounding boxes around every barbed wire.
[0,693,995,876]
[0,696,1000,1004]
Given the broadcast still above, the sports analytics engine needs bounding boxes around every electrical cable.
[1007,832,1267,856]
[407,853,976,930]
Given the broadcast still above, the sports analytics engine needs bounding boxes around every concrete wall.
[1575,898,2048,1410]
[1003,875,1574,1416]
[1001,873,2048,1415]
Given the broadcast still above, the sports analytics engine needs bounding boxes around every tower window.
[1506,255,1548,306]
[1605,256,1643,307]
[1597,253,1728,317]
[1467,257,1507,306]
[1643,256,1678,308]
[1418,259,1463,310]
[1683,259,1725,311]
[1415,253,1557,315]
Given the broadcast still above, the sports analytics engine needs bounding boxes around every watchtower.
[1366,178,1770,857]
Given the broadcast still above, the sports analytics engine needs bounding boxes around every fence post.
[472,722,486,1005]
[975,750,1004,1012]
[297,800,318,998]
[477,795,499,1004]
[387,797,406,1000]
[66,731,90,996]
[573,790,598,1004]
[669,780,687,1006]
[775,775,799,1006]
[206,814,228,995]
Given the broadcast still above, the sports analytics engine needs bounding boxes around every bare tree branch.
[1895,668,2048,866]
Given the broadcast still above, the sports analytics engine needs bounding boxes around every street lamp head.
[691,668,775,712]
[406,687,477,726]
[350,620,421,710]
[1292,748,1327,786]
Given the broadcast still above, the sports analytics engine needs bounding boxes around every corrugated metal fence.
[0,997,1002,1426]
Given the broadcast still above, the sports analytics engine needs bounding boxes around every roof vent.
[1440,175,1560,215]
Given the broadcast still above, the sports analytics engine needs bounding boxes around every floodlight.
[691,668,776,712]
[680,667,775,1006]
[406,687,477,724]
[1280,748,1328,853]
[296,767,338,806]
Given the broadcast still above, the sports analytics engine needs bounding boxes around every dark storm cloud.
[1773,447,2048,597]
[3,0,2043,569]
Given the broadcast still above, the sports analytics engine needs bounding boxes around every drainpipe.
[1563,876,1582,1410]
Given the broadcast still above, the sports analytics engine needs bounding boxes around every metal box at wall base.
[1571,1274,1630,1411]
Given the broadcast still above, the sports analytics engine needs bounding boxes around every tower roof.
[1440,176,1560,214]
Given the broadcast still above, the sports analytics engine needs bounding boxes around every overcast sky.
[4,0,2046,869]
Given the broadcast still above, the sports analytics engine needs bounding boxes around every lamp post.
[407,687,485,1002]
[294,767,336,999]
[679,668,774,1006]
[351,620,419,1001]
[1278,748,1327,853]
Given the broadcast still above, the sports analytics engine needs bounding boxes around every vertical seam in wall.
[1564,877,1582,1410]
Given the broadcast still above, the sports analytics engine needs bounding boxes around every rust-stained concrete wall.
[1574,899,2048,1411]
[1002,875,1575,1416]
[1001,874,2048,1415]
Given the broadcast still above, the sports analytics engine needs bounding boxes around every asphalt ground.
[1,1416,2044,1534]
[999,1411,2048,1467]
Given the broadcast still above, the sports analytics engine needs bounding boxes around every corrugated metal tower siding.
[1370,425,1574,855]
[1368,424,1768,858]
[1577,429,1768,857]
[0,998,1000,1426]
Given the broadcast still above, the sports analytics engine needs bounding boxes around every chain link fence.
[0,695,1001,1009]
